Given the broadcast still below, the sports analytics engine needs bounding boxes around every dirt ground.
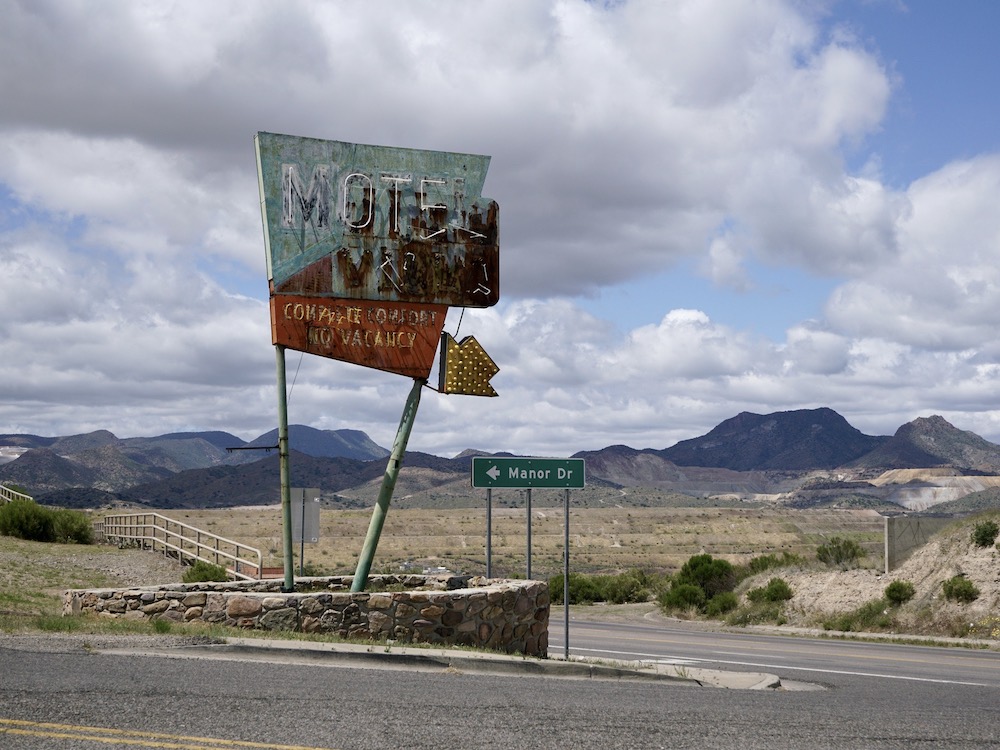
[766,523,1000,635]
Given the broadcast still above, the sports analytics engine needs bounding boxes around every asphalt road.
[2,630,999,749]
[551,618,1000,688]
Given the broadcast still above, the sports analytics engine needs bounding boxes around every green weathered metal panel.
[472,456,586,489]
[255,132,499,308]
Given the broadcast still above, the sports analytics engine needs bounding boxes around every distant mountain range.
[3,409,1000,511]
[0,425,388,496]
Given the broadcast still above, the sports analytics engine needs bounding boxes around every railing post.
[89,511,263,582]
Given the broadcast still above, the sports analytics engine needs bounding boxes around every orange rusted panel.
[270,294,446,379]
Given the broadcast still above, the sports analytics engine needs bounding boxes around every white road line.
[565,647,993,688]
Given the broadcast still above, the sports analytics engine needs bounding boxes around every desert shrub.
[673,554,736,599]
[658,583,705,611]
[971,520,999,548]
[657,554,737,615]
[884,580,916,606]
[725,601,787,627]
[735,551,804,582]
[942,575,979,603]
[0,499,92,544]
[600,569,657,604]
[182,560,229,583]
[549,573,601,605]
[152,618,173,633]
[51,508,95,545]
[299,562,328,576]
[549,570,665,605]
[822,599,894,632]
[554,573,603,604]
[0,499,54,541]
[816,537,864,568]
[704,591,739,617]
[746,577,794,603]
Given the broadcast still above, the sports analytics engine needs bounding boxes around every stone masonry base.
[64,575,550,657]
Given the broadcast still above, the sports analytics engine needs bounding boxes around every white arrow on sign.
[486,464,501,481]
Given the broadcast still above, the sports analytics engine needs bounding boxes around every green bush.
[657,554,738,615]
[725,601,787,627]
[704,591,739,617]
[735,551,804,581]
[971,520,999,548]
[600,569,660,604]
[822,599,893,632]
[942,575,979,603]
[0,500,54,541]
[0,499,93,544]
[658,583,705,611]
[884,580,916,606]
[746,577,794,603]
[549,569,668,605]
[299,561,328,576]
[549,573,607,605]
[152,618,173,634]
[52,508,95,544]
[674,554,736,599]
[182,560,230,583]
[816,537,864,568]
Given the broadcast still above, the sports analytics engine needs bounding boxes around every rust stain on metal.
[256,132,500,310]
[270,294,447,379]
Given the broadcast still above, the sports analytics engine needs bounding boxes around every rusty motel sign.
[255,132,500,591]
[255,132,499,379]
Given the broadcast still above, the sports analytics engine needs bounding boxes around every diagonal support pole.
[351,377,425,592]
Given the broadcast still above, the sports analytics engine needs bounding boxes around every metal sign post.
[486,488,493,578]
[351,378,424,592]
[526,489,532,580]
[291,488,321,575]
[275,345,294,593]
[471,456,585,658]
[563,488,570,660]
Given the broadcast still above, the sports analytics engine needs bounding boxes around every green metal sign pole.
[275,345,295,593]
[486,488,492,578]
[525,488,532,580]
[351,378,425,592]
[563,488,570,660]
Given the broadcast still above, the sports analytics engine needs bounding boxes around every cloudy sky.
[3,0,1000,458]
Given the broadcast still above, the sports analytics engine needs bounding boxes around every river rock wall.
[63,574,549,657]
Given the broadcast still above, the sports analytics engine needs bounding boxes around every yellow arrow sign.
[438,333,499,396]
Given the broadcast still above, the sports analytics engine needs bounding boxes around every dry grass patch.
[152,506,884,579]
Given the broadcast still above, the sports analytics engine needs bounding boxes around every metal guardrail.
[97,512,263,581]
[0,483,33,504]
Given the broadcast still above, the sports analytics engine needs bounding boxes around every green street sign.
[472,457,585,489]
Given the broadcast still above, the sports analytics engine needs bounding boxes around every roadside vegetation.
[550,512,1000,641]
[549,569,669,605]
[551,551,806,627]
[971,519,999,548]
[816,536,865,568]
[3,505,998,643]
[0,498,94,545]
[0,533,151,633]
[182,560,230,583]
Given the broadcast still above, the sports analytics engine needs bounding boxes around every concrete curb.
[110,637,783,690]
